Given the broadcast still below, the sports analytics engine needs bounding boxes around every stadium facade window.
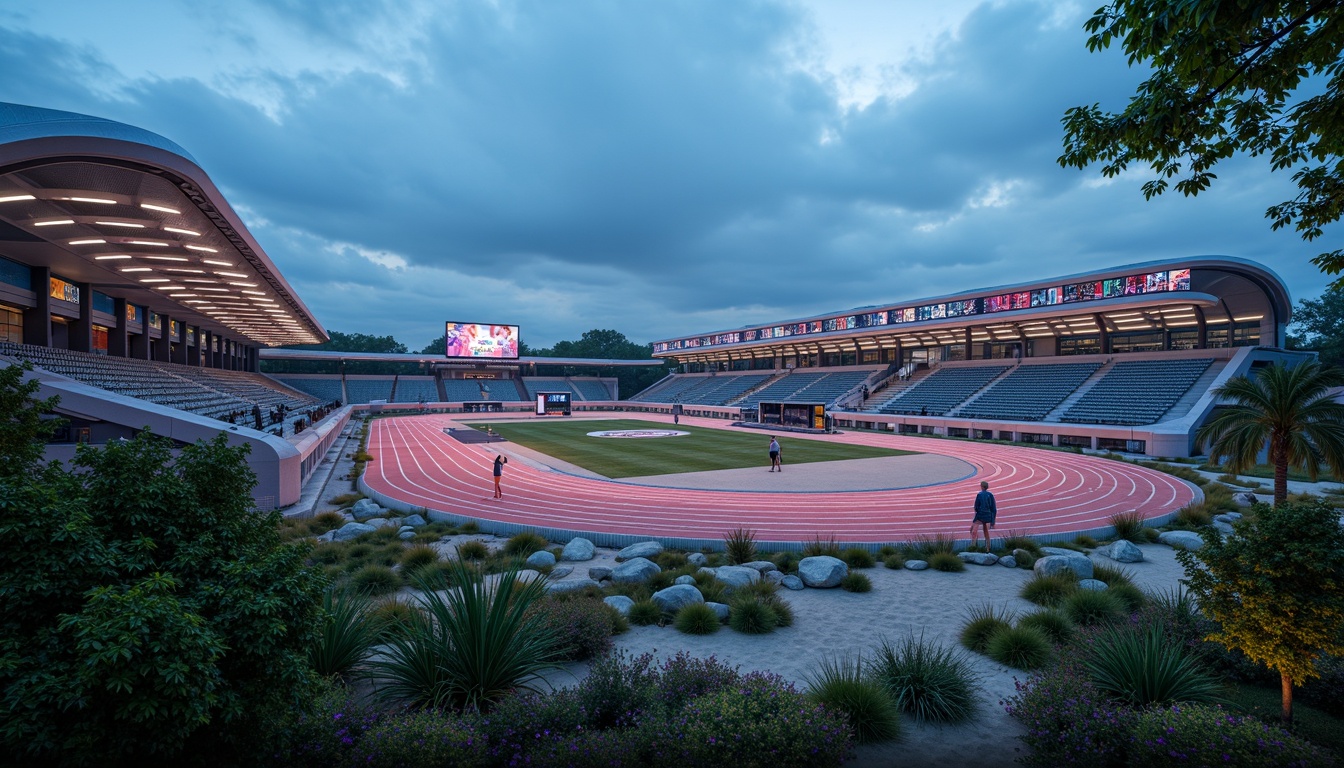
[946,344,967,362]
[1058,434,1092,448]
[92,325,109,354]
[1110,331,1165,354]
[947,427,969,438]
[49,276,79,304]
[1232,322,1260,347]
[1169,330,1199,350]
[1206,326,1230,348]
[0,256,30,290]
[0,304,20,343]
[1098,437,1146,454]
[1019,432,1053,445]
[861,350,880,364]
[92,291,115,315]
[1059,336,1101,356]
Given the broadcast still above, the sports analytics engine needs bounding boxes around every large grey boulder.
[1104,540,1144,563]
[364,517,393,529]
[316,530,336,543]
[997,556,1017,568]
[604,595,634,615]
[652,584,704,613]
[686,552,708,567]
[548,566,574,580]
[1078,578,1109,591]
[561,537,596,562]
[611,557,661,584]
[350,499,382,521]
[697,567,717,579]
[1041,546,1086,557]
[905,560,929,571]
[526,550,557,568]
[588,566,613,581]
[547,579,602,594]
[1158,531,1205,551]
[798,556,848,588]
[765,570,787,585]
[706,602,731,621]
[781,575,805,590]
[674,575,697,586]
[402,514,428,527]
[741,561,779,574]
[616,541,663,561]
[714,566,761,591]
[1034,554,1093,580]
[332,521,377,541]
[398,530,417,541]
[1232,491,1259,507]
[958,552,999,566]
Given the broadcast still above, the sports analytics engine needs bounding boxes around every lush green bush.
[1084,622,1224,707]
[368,563,559,711]
[986,626,1053,670]
[928,551,965,572]
[1021,573,1078,607]
[724,526,758,565]
[1129,704,1335,767]
[456,540,488,560]
[840,547,876,569]
[1003,661,1135,767]
[883,553,906,570]
[628,599,662,626]
[805,655,901,744]
[529,595,622,660]
[1107,582,1147,613]
[351,564,401,595]
[502,531,548,556]
[0,368,325,768]
[959,603,1014,654]
[869,633,977,723]
[398,544,439,572]
[1062,588,1128,627]
[673,603,721,635]
[729,597,779,634]
[841,572,873,592]
[1017,610,1075,645]
[355,709,486,768]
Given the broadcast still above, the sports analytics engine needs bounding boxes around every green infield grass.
[464,418,917,478]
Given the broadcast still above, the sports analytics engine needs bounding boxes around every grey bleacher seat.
[736,372,830,406]
[630,374,724,403]
[1061,358,1214,426]
[570,378,612,400]
[877,365,1009,416]
[957,362,1101,421]
[276,377,344,403]
[392,378,440,403]
[346,378,394,404]
[792,370,872,405]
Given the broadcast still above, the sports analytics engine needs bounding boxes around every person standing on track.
[969,480,996,553]
[769,436,782,472]
[492,454,508,499]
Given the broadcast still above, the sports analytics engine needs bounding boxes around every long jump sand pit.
[362,412,1200,546]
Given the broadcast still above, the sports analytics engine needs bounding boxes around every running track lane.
[362,414,1198,544]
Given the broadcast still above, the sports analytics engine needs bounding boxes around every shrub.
[883,552,906,570]
[728,597,779,634]
[369,598,420,631]
[805,655,901,744]
[674,603,721,635]
[985,626,1053,670]
[330,492,366,508]
[763,594,795,627]
[1175,503,1213,528]
[1107,510,1146,542]
[1084,622,1224,707]
[502,531,548,556]
[1062,588,1127,627]
[740,578,780,599]
[912,533,958,558]
[351,564,401,596]
[1128,704,1334,767]
[309,511,347,535]
[771,550,800,573]
[841,547,876,569]
[869,633,977,723]
[354,709,486,767]
[803,534,840,558]
[841,572,873,592]
[878,544,898,557]
[1107,582,1147,613]
[724,527,758,565]
[694,579,727,604]
[928,551,965,572]
[1017,610,1074,645]
[653,550,688,570]
[1015,551,1038,569]
[271,679,382,766]
[959,603,1014,654]
[1074,534,1099,548]
[458,520,480,534]
[399,544,440,573]
[1003,662,1135,766]
[1020,573,1077,607]
[628,599,662,626]
[368,562,559,711]
[310,589,382,681]
[1091,562,1135,588]
[456,540,488,561]
[1141,526,1161,543]
[530,596,621,660]
[1001,532,1042,555]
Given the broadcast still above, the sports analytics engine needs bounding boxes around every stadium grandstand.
[640,257,1303,457]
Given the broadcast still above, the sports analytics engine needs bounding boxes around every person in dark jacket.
[969,480,997,553]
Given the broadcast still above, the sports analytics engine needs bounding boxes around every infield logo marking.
[586,429,690,439]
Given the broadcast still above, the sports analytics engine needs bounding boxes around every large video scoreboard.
[536,392,571,416]
[445,322,520,360]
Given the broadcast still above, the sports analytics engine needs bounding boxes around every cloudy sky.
[0,1,1333,350]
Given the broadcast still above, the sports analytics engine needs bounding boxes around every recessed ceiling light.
[62,196,116,204]
[142,256,188,262]
[140,278,170,283]
[0,194,36,203]
[163,268,205,274]
[183,279,217,284]
[128,240,169,246]
[241,290,266,296]
[215,271,247,278]
[202,259,233,267]
[140,203,181,214]
[34,219,75,226]
[169,293,198,298]
[163,227,200,236]
[68,239,106,245]
[120,267,153,273]
[96,221,144,229]
[227,282,257,287]
[154,285,186,291]
[184,245,217,253]
[196,287,229,292]
[94,255,132,261]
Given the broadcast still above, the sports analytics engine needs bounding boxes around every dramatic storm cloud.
[0,1,1331,348]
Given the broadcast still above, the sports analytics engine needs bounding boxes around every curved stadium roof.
[0,102,326,346]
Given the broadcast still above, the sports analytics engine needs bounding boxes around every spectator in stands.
[969,481,997,553]
[492,454,508,499]
[768,437,782,472]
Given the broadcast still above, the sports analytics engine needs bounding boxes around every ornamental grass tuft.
[1020,572,1077,607]
[868,633,977,724]
[673,603,721,635]
[1062,588,1127,627]
[928,551,965,572]
[350,563,400,596]
[985,625,1053,670]
[729,597,779,634]
[502,531,548,556]
[883,552,906,570]
[1016,610,1074,645]
[1107,510,1146,543]
[803,534,841,558]
[1084,622,1224,707]
[455,540,489,561]
[627,599,662,626]
[841,547,876,569]
[841,572,873,592]
[308,588,382,682]
[959,603,1014,654]
[723,526,758,565]
[805,654,902,744]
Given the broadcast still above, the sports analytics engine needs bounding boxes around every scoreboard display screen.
[445,322,520,359]
[536,392,571,416]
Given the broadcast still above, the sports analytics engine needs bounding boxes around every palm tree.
[1196,359,1344,504]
